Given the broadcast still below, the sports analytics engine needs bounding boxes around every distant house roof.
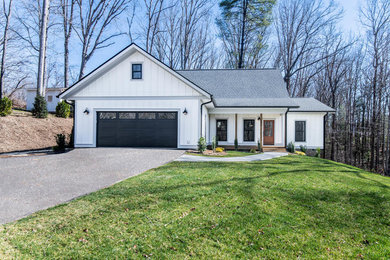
[289,98,335,112]
[26,88,64,92]
[177,69,298,108]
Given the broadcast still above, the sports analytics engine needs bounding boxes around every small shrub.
[234,138,238,151]
[212,136,217,152]
[56,100,71,118]
[287,141,295,153]
[53,133,66,152]
[0,96,12,116]
[315,147,321,158]
[249,148,257,153]
[68,128,74,148]
[32,95,48,118]
[215,147,224,153]
[300,145,307,153]
[257,140,263,153]
[197,137,207,153]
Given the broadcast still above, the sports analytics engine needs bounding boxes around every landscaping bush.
[197,137,207,153]
[250,148,257,153]
[215,147,224,153]
[56,100,71,118]
[212,136,217,152]
[68,127,74,148]
[257,140,263,153]
[315,147,321,158]
[0,96,12,116]
[300,145,307,153]
[53,133,66,152]
[287,141,295,153]
[32,95,48,118]
[234,138,238,151]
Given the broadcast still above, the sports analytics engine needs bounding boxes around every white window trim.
[242,118,256,143]
[131,62,143,81]
[215,118,228,143]
[294,120,307,143]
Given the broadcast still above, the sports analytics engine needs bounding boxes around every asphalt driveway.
[0,148,183,224]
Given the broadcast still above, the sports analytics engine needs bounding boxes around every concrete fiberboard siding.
[287,112,326,149]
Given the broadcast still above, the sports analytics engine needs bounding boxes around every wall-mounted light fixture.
[84,108,90,115]
[183,108,188,115]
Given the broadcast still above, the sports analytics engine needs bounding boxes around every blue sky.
[337,0,361,35]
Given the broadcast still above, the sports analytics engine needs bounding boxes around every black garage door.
[97,111,178,148]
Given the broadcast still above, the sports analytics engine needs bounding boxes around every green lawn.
[1,156,390,259]
[186,150,256,157]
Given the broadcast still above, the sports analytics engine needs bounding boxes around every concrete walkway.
[175,152,288,162]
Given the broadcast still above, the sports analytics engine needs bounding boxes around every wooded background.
[0,0,389,175]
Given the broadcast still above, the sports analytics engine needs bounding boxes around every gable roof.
[289,98,335,112]
[58,43,212,99]
[177,69,298,108]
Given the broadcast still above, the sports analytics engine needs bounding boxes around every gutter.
[285,108,290,148]
[323,112,328,158]
[200,97,213,139]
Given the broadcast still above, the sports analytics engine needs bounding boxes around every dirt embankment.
[0,110,73,153]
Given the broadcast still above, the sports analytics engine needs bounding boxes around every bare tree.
[142,0,172,54]
[37,0,50,96]
[74,0,128,79]
[60,0,75,89]
[0,0,13,99]
[274,0,343,94]
[360,0,390,171]
[154,0,216,69]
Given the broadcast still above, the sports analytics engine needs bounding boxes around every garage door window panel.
[139,112,156,120]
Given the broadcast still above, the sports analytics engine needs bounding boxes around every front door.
[263,120,274,145]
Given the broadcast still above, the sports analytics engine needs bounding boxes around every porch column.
[259,113,263,145]
[235,113,238,141]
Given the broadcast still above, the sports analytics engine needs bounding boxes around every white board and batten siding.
[286,112,326,149]
[72,49,207,149]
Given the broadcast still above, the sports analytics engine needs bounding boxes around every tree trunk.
[238,0,247,69]
[37,0,50,96]
[0,0,13,99]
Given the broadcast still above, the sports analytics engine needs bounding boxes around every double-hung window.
[243,119,255,142]
[132,64,142,79]
[295,121,306,142]
[216,120,227,142]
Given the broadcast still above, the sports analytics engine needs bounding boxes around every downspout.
[200,97,213,140]
[323,112,328,158]
[284,108,290,148]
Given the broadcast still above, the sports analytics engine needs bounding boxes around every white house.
[26,88,63,112]
[59,43,334,151]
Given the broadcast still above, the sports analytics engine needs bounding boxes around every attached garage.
[97,111,178,148]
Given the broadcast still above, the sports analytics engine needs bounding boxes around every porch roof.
[289,98,335,112]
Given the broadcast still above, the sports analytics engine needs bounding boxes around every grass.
[1,155,390,259]
[186,150,256,157]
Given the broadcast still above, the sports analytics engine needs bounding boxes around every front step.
[262,147,287,153]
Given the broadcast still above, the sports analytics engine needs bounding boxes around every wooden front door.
[263,120,274,145]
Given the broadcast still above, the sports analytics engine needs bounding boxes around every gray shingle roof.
[289,98,335,112]
[177,69,298,107]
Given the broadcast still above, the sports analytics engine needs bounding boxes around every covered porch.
[204,108,288,149]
